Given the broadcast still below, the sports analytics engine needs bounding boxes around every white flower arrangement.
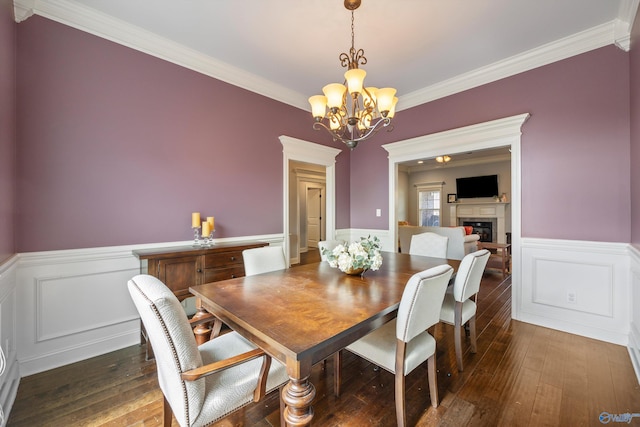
[322,236,383,275]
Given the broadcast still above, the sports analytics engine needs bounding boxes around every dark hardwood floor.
[8,249,640,426]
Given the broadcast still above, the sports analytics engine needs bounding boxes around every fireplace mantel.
[449,202,509,243]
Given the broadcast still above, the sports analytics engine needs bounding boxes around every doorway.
[382,114,529,320]
[280,136,341,265]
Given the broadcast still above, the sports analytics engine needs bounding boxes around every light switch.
[376,209,381,217]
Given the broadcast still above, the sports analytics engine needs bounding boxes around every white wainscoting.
[0,255,19,426]
[9,231,637,386]
[629,245,640,383]
[15,234,283,377]
[335,228,393,253]
[519,238,630,346]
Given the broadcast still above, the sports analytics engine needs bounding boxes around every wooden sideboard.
[133,241,268,358]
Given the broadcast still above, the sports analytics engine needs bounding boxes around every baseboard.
[18,328,140,378]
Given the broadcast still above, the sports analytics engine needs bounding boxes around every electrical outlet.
[376,209,381,217]
[566,291,577,304]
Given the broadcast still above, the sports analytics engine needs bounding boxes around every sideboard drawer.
[204,250,244,268]
[204,266,245,282]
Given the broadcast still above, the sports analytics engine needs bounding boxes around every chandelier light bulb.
[344,68,366,95]
[376,88,397,115]
[308,95,327,120]
[323,83,347,110]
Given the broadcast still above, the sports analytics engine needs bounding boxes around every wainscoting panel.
[520,238,630,346]
[36,268,139,342]
[0,256,19,424]
[531,258,613,317]
[16,234,283,377]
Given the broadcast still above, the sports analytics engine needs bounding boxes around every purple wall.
[15,17,349,252]
[350,45,632,243]
[631,8,640,247]
[0,0,16,263]
[10,13,638,251]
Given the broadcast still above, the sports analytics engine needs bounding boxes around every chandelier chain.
[351,10,355,52]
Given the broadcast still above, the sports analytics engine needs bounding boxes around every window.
[417,185,442,226]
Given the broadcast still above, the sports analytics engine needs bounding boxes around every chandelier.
[308,0,398,150]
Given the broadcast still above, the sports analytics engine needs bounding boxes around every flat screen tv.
[456,174,499,199]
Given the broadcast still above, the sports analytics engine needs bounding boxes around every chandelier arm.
[313,117,391,149]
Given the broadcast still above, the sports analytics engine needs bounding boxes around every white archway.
[383,113,530,319]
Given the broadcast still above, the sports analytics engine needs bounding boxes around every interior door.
[307,187,322,248]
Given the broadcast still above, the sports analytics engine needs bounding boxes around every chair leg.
[395,370,406,427]
[163,395,172,427]
[469,315,477,354]
[395,342,407,427]
[333,351,342,397]
[454,301,464,372]
[427,354,439,408]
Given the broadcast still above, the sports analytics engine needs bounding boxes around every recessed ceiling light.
[417,160,424,164]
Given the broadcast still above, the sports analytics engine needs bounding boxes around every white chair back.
[452,249,491,302]
[127,274,203,426]
[396,264,454,343]
[318,240,343,262]
[409,232,449,258]
[242,246,287,276]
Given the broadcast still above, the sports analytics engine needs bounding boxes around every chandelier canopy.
[308,0,398,150]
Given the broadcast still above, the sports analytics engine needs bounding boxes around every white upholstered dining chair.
[127,274,289,427]
[409,231,449,258]
[317,240,343,262]
[242,246,287,276]
[439,249,490,372]
[336,264,454,427]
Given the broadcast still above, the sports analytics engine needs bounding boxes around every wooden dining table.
[189,251,460,426]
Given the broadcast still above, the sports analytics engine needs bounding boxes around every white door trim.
[280,136,341,264]
[382,113,530,319]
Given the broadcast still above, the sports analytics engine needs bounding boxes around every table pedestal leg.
[282,377,316,426]
[191,307,212,345]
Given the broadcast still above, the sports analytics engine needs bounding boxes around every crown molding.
[14,0,638,112]
[614,0,640,50]
[12,0,310,110]
[13,0,34,22]
[399,21,621,110]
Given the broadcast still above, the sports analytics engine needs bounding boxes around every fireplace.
[463,221,493,242]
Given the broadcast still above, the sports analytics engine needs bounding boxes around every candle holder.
[204,229,215,247]
[192,226,202,246]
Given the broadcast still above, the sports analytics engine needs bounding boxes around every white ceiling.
[13,0,638,112]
